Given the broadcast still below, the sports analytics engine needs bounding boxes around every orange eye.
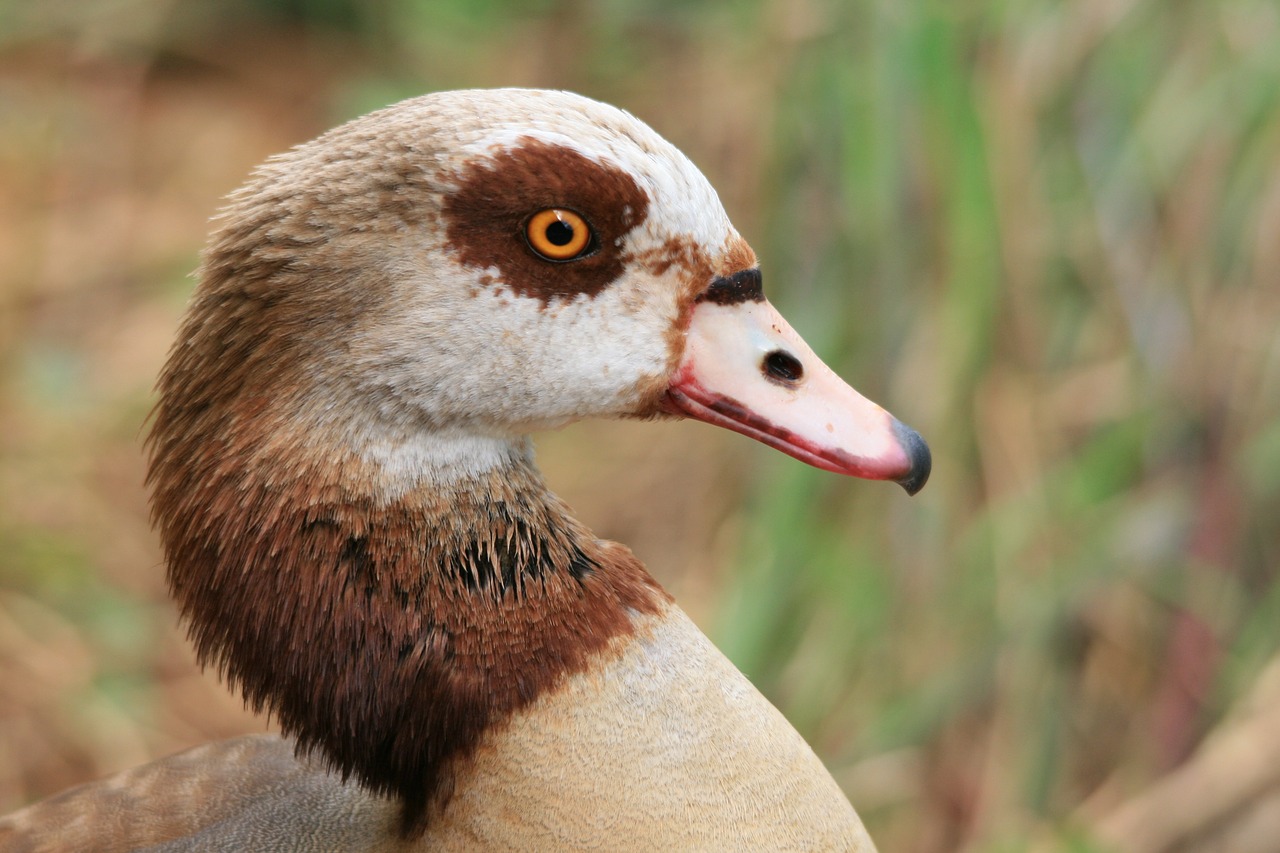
[525,208,593,261]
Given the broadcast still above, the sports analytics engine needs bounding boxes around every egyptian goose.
[0,88,929,852]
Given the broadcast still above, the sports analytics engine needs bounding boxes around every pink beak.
[663,272,930,494]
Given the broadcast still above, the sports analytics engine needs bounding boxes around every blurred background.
[2,0,1278,850]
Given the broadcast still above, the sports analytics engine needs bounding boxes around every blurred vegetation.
[1,0,1278,850]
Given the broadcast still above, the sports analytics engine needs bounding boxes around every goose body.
[0,89,928,852]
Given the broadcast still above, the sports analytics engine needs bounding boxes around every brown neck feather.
[147,424,667,836]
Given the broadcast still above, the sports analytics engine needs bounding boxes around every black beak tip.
[891,419,932,496]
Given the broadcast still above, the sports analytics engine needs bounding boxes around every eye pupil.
[545,219,575,246]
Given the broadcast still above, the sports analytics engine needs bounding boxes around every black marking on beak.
[698,268,764,305]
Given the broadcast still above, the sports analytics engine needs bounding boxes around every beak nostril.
[762,350,804,385]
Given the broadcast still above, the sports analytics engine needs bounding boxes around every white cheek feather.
[345,247,678,404]
[343,269,678,495]
[398,274,675,424]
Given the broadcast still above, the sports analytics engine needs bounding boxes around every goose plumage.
[0,88,929,852]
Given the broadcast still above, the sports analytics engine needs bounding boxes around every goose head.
[146,88,929,834]
[164,88,927,495]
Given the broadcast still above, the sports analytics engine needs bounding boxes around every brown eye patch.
[442,137,651,304]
